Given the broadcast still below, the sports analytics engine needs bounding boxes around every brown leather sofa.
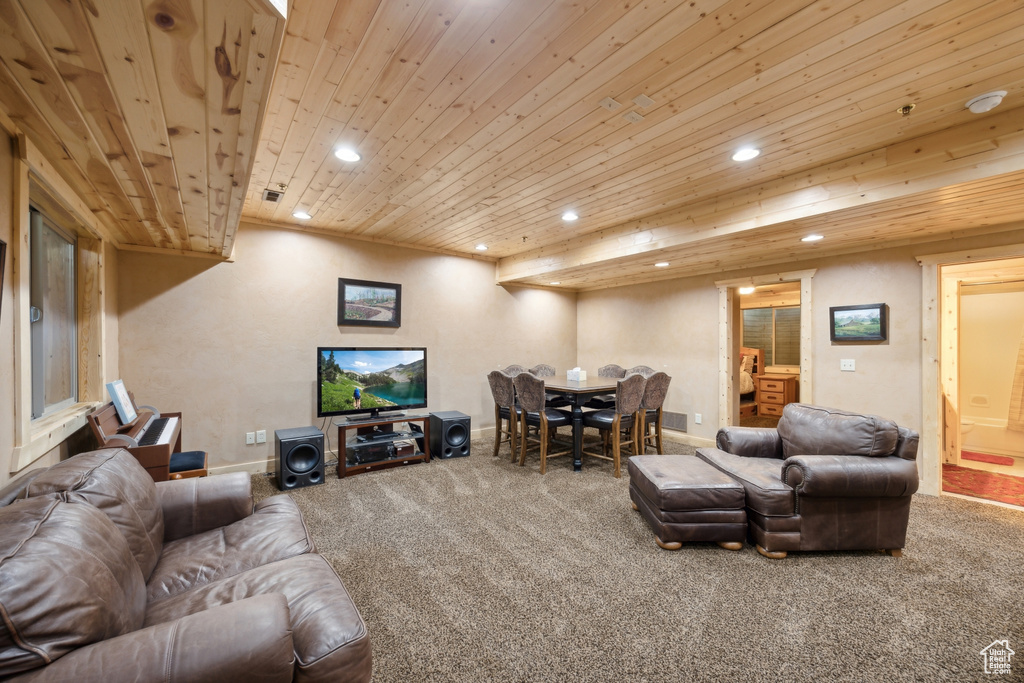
[696,403,919,559]
[0,449,371,682]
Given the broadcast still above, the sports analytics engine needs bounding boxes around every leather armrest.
[716,427,783,459]
[156,472,254,542]
[8,595,294,683]
[782,455,919,498]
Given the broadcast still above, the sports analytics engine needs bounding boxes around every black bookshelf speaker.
[275,426,324,490]
[429,411,471,459]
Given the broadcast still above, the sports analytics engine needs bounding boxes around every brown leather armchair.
[696,403,919,559]
[0,449,371,681]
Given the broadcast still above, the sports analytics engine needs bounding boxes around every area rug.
[960,450,1016,467]
[942,464,1024,507]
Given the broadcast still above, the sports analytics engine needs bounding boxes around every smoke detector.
[965,90,1006,114]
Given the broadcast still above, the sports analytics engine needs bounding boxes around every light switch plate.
[256,430,267,444]
[245,432,255,445]
[840,359,856,372]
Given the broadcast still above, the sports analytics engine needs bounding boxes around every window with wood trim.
[29,206,78,419]
[742,306,800,368]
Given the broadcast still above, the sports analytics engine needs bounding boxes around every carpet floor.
[253,438,1024,682]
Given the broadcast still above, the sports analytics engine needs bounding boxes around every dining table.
[542,377,620,471]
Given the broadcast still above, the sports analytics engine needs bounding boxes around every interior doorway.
[738,281,801,427]
[936,256,1024,507]
[715,269,815,428]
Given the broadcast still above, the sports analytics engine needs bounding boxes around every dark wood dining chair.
[581,373,646,478]
[513,372,572,474]
[637,372,671,454]
[487,370,519,461]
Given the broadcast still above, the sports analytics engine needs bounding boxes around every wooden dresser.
[757,374,799,417]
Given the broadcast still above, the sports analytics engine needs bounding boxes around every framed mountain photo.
[829,303,887,342]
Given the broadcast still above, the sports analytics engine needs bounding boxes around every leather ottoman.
[627,455,747,550]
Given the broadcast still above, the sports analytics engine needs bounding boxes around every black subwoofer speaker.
[275,426,325,490]
[429,411,471,459]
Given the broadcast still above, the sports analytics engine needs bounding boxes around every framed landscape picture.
[338,278,401,328]
[829,303,887,342]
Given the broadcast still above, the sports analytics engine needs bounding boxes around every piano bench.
[168,450,208,480]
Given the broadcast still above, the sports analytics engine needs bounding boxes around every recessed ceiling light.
[475,244,488,251]
[801,234,824,242]
[550,281,561,285]
[562,211,579,221]
[654,262,670,268]
[738,286,755,295]
[334,147,361,162]
[965,90,1007,114]
[292,210,311,220]
[732,147,760,161]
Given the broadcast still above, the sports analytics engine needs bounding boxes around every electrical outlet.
[840,359,856,372]
[694,413,702,425]
[256,430,267,444]
[245,432,255,445]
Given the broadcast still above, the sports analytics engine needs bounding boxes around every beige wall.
[960,288,1024,422]
[577,274,722,438]
[117,223,577,472]
[579,235,1024,444]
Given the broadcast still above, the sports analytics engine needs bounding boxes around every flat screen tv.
[317,347,427,419]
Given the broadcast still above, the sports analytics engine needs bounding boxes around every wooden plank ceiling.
[1,0,1023,289]
[0,0,286,257]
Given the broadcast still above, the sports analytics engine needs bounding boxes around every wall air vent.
[662,411,687,432]
[262,188,284,203]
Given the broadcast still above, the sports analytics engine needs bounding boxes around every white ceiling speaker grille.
[633,94,654,108]
[623,111,644,123]
[598,97,621,111]
[262,189,284,203]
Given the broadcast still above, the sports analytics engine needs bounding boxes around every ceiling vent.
[262,188,284,203]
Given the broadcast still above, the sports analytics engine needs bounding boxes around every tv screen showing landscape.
[317,347,427,417]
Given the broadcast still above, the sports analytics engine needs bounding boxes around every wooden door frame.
[716,269,816,427]
[918,246,1024,497]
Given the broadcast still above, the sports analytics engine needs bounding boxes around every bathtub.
[961,416,1024,458]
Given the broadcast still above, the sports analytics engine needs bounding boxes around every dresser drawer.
[760,391,786,405]
[759,403,785,417]
[759,379,789,393]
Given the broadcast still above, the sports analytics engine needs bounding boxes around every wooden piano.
[86,392,207,482]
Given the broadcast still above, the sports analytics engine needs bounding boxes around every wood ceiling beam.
[495,107,1024,284]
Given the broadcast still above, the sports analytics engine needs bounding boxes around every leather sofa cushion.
[147,494,316,602]
[697,448,795,517]
[26,449,164,581]
[0,468,45,507]
[778,404,899,458]
[0,497,146,677]
[627,455,744,511]
[145,553,373,683]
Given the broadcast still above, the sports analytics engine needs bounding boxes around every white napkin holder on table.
[566,367,587,381]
